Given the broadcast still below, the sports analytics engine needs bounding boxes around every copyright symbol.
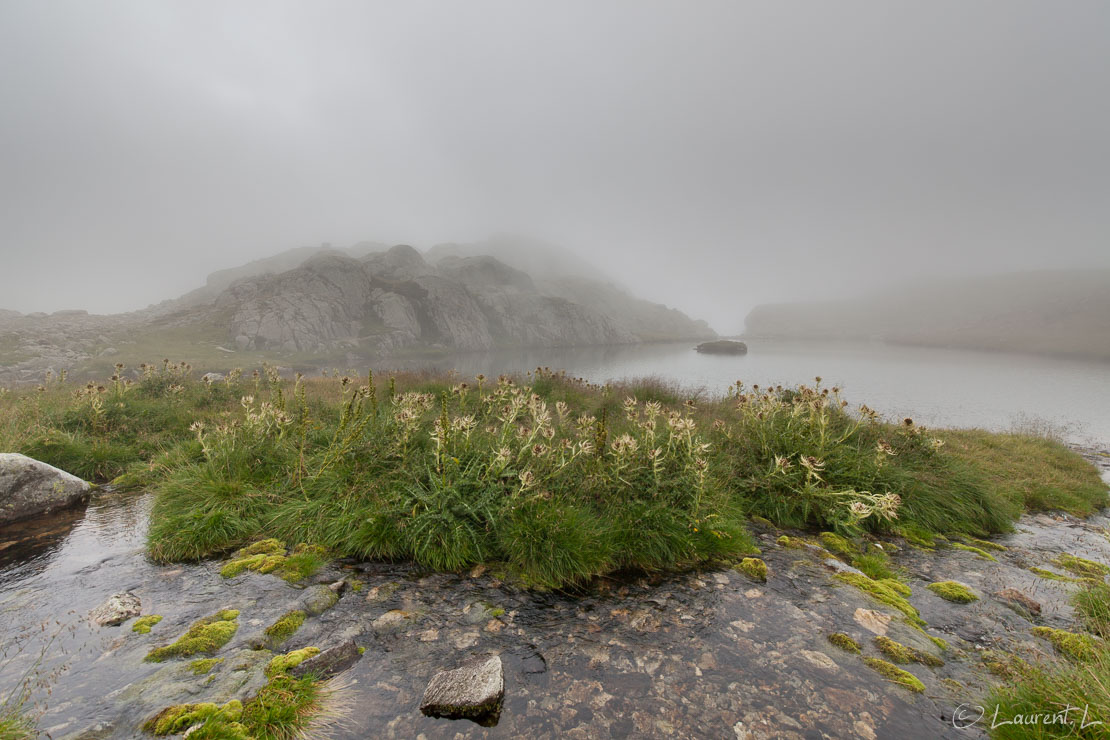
[952,703,985,729]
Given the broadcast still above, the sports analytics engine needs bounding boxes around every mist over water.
[390,340,1110,445]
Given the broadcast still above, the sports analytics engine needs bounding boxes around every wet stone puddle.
[0,451,1107,739]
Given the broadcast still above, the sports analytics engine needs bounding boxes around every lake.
[379,339,1110,445]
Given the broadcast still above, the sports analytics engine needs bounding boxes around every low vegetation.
[987,581,1110,739]
[0,363,1104,590]
[144,609,239,663]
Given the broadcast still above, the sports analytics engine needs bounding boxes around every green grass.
[986,581,1110,739]
[940,430,1108,517]
[0,712,35,740]
[1,366,1104,590]
[148,649,325,739]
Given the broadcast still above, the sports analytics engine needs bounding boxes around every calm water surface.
[383,339,1110,445]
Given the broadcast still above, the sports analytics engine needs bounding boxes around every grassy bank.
[0,363,1105,588]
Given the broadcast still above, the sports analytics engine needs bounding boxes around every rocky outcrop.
[0,453,91,524]
[420,655,504,725]
[217,245,706,354]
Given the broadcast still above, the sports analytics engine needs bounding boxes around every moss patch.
[263,610,306,645]
[1029,566,1082,582]
[879,578,911,597]
[1053,553,1110,579]
[926,581,979,604]
[835,572,924,626]
[964,537,1007,552]
[131,615,163,634]
[735,557,768,582]
[188,658,223,676]
[874,636,944,667]
[143,699,243,735]
[266,647,320,677]
[144,609,239,662]
[862,657,925,692]
[1031,626,1099,661]
[827,632,861,653]
[777,535,808,549]
[220,540,326,583]
[951,543,997,561]
[980,649,1029,679]
[819,532,856,557]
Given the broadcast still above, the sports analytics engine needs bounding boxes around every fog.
[1,1,1108,333]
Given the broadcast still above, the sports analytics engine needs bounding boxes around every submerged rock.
[89,592,141,627]
[420,655,504,725]
[0,453,91,524]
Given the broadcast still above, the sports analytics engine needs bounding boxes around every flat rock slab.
[289,640,361,679]
[89,592,141,626]
[420,655,504,725]
[0,453,90,524]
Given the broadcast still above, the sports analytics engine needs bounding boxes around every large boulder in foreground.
[420,655,504,726]
[0,453,91,524]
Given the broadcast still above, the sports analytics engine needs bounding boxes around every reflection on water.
[374,339,1110,444]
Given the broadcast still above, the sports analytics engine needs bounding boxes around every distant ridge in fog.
[744,270,1110,361]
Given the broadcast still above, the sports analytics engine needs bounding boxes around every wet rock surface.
[420,655,504,725]
[0,450,1107,739]
[0,453,91,524]
[88,591,141,627]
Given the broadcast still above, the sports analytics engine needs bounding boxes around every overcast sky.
[1,1,1107,332]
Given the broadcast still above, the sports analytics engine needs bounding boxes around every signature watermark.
[953,703,1103,730]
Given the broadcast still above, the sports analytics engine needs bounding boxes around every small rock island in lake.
[695,339,748,354]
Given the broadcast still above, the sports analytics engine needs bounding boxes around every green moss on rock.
[981,649,1029,678]
[819,532,856,557]
[144,609,239,662]
[143,699,242,735]
[862,657,925,692]
[266,647,321,677]
[220,540,326,582]
[827,632,861,653]
[965,537,1007,552]
[736,557,768,582]
[879,578,911,597]
[951,543,997,561]
[131,615,163,634]
[188,658,223,676]
[926,581,979,604]
[777,535,808,549]
[1053,553,1110,579]
[874,636,944,667]
[1032,626,1099,661]
[835,572,924,626]
[1029,567,1083,583]
[263,610,306,644]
